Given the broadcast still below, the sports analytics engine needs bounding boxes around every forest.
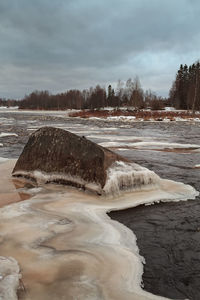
[0,77,166,110]
[169,61,200,111]
[0,61,199,111]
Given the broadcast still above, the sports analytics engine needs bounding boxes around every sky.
[0,0,200,99]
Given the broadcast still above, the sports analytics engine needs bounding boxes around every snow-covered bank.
[69,109,200,123]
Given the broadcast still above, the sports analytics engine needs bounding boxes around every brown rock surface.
[12,127,126,192]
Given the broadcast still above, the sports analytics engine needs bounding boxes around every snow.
[164,107,176,111]
[0,106,18,110]
[107,116,136,121]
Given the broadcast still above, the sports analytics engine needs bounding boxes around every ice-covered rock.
[12,127,127,194]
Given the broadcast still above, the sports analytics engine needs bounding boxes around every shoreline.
[69,109,200,122]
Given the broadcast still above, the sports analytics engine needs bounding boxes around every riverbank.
[69,109,200,122]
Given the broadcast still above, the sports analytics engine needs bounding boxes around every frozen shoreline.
[0,160,198,299]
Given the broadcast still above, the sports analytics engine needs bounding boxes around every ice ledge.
[0,256,21,300]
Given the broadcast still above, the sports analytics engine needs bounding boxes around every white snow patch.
[107,116,136,121]
[164,107,176,111]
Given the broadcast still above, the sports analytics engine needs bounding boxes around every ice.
[99,141,200,151]
[13,162,162,196]
[13,169,102,194]
[0,133,18,138]
[0,157,8,163]
[107,116,136,121]
[0,256,21,300]
[0,108,79,117]
[0,160,198,300]
[103,161,160,195]
[87,134,145,142]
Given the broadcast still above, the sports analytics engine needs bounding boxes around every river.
[0,109,200,300]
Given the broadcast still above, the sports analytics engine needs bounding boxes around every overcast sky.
[0,0,200,99]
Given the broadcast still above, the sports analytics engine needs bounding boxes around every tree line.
[3,60,200,112]
[0,98,18,107]
[3,77,164,110]
[169,61,200,111]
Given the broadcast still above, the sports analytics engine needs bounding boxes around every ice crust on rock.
[13,161,161,196]
[103,161,160,195]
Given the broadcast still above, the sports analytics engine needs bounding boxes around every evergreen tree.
[170,61,200,111]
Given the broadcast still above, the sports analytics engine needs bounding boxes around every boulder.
[12,127,126,194]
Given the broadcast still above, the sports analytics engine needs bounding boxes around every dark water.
[0,110,200,299]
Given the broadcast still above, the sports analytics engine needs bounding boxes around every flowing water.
[0,110,200,300]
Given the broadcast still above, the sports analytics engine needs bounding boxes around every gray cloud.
[0,0,200,98]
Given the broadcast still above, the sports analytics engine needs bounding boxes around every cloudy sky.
[0,0,200,99]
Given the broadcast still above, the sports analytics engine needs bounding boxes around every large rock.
[12,127,126,194]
